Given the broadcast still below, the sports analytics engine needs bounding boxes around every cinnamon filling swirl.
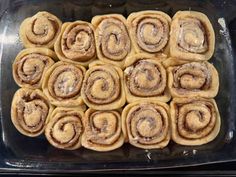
[13,48,55,89]
[168,62,219,98]
[11,88,52,137]
[81,63,125,110]
[125,60,166,97]
[45,107,84,150]
[122,101,170,149]
[98,18,130,60]
[42,62,86,107]
[82,109,124,151]
[20,11,62,48]
[170,11,215,61]
[54,21,96,65]
[127,11,171,57]
[177,18,208,53]
[170,98,220,145]
[92,14,132,68]
[124,54,170,102]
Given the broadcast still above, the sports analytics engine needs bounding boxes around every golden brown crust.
[54,21,96,66]
[170,11,215,61]
[45,107,84,150]
[13,48,56,89]
[122,101,170,149]
[92,14,134,69]
[170,97,221,146]
[11,88,53,137]
[167,61,219,98]
[81,61,126,110]
[81,108,124,151]
[19,11,62,48]
[127,10,171,57]
[124,53,171,103]
[42,61,86,107]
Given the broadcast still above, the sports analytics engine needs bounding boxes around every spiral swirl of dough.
[82,109,124,151]
[122,101,170,149]
[42,61,86,107]
[20,11,62,48]
[170,98,221,145]
[45,107,84,150]
[54,21,96,66]
[92,14,132,68]
[11,88,52,137]
[168,62,219,98]
[13,48,56,89]
[81,62,125,110]
[127,11,171,55]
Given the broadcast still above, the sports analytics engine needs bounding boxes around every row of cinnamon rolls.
[13,51,219,106]
[11,88,220,151]
[19,10,215,68]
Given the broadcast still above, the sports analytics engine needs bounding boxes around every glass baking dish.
[0,0,236,173]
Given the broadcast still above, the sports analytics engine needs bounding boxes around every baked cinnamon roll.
[127,11,171,57]
[81,61,126,110]
[168,62,219,98]
[92,14,133,68]
[45,107,84,150]
[124,54,170,103]
[13,48,56,89]
[122,101,170,149]
[42,61,86,107]
[54,21,96,66]
[170,11,215,61]
[20,11,62,48]
[82,108,124,151]
[170,97,221,145]
[11,88,53,137]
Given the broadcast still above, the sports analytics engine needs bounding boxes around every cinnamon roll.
[81,61,126,110]
[42,61,86,107]
[122,101,170,149]
[81,108,124,151]
[20,11,62,48]
[45,107,84,150]
[168,62,219,98]
[170,11,215,61]
[11,88,53,137]
[127,10,171,57]
[13,48,56,89]
[54,21,96,66]
[91,14,133,68]
[124,54,170,103]
[170,97,221,145]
